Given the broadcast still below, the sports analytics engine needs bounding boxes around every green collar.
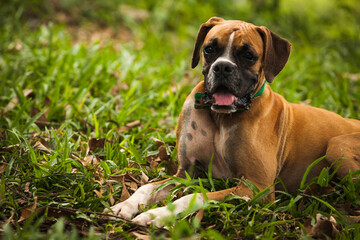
[194,81,267,111]
[252,81,266,98]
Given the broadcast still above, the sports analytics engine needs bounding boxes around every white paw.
[104,200,138,220]
[133,206,172,227]
[133,193,205,227]
[104,184,162,219]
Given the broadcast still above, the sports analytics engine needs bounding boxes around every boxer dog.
[105,17,360,227]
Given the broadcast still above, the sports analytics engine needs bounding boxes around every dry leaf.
[108,174,125,183]
[298,183,335,211]
[194,208,204,223]
[24,182,30,193]
[158,145,169,161]
[152,138,164,148]
[304,183,335,196]
[119,120,141,132]
[87,138,106,153]
[337,203,360,216]
[16,199,28,204]
[344,215,360,224]
[125,173,141,185]
[30,107,49,128]
[18,196,38,222]
[120,179,131,202]
[83,154,99,166]
[94,189,104,198]
[5,89,34,112]
[130,231,152,240]
[0,144,21,153]
[33,138,52,151]
[303,214,339,239]
[125,181,138,192]
[107,184,115,205]
[0,164,7,174]
[110,82,129,96]
[129,181,138,192]
[150,159,160,170]
[140,171,149,185]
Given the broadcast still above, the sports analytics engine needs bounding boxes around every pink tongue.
[213,92,237,106]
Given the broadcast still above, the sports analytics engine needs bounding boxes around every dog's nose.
[212,61,235,77]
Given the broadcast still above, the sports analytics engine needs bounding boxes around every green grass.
[1,0,360,239]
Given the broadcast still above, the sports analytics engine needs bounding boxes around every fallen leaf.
[303,214,339,239]
[16,199,28,204]
[30,107,49,128]
[129,181,138,192]
[298,183,335,211]
[87,138,106,153]
[110,82,129,96]
[140,171,149,185]
[150,158,160,170]
[152,138,164,148]
[18,196,38,222]
[125,181,139,193]
[119,120,141,132]
[194,208,204,223]
[94,189,104,198]
[120,178,130,202]
[108,174,125,183]
[336,203,360,216]
[107,184,115,205]
[158,145,169,161]
[125,173,141,185]
[83,154,99,166]
[24,182,30,193]
[0,164,7,174]
[33,138,52,151]
[5,89,34,112]
[0,144,21,153]
[305,183,335,195]
[130,231,152,240]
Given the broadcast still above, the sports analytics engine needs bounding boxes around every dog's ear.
[257,26,291,83]
[192,17,224,69]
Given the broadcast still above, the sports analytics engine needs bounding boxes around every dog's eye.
[243,51,254,60]
[204,46,215,54]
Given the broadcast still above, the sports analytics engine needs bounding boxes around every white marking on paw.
[133,193,205,227]
[104,184,160,219]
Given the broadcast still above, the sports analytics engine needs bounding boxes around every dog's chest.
[177,100,239,178]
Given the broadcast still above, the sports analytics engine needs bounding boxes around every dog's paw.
[132,206,172,227]
[104,184,161,219]
[104,201,138,220]
[133,193,205,227]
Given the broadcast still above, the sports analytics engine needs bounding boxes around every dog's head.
[192,17,291,113]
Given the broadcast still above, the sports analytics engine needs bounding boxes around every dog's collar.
[194,81,267,111]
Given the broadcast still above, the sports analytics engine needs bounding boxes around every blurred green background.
[1,0,359,118]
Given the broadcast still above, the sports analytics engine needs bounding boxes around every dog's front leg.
[105,179,172,219]
[132,193,205,227]
[132,183,254,227]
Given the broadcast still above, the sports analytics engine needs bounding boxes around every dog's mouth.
[212,86,237,106]
[202,85,253,113]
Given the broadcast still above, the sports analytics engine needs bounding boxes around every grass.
[1,0,360,239]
